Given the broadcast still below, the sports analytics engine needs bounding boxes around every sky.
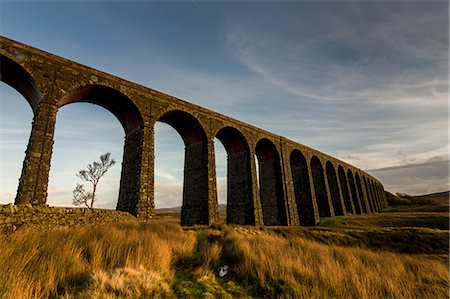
[0,0,448,209]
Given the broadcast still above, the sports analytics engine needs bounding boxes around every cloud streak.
[1,1,448,205]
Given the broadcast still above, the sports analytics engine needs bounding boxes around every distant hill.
[395,191,449,204]
[156,204,227,214]
[407,191,449,203]
[386,190,449,212]
[157,191,449,214]
[155,207,181,213]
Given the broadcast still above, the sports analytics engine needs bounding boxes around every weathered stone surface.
[0,36,387,227]
[0,204,137,233]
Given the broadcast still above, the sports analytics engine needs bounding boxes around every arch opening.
[347,170,361,214]
[369,180,380,212]
[51,85,144,216]
[362,176,373,213]
[255,138,286,226]
[326,161,343,216]
[215,127,254,225]
[47,103,124,210]
[355,173,368,213]
[153,122,184,222]
[371,181,379,211]
[0,55,41,113]
[290,149,314,225]
[311,156,331,217]
[367,179,376,213]
[213,137,227,222]
[156,110,209,226]
[59,85,143,135]
[376,182,384,210]
[338,166,353,214]
[370,181,379,212]
[0,82,34,204]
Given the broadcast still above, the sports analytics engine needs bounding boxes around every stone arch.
[1,56,53,205]
[0,54,41,113]
[255,138,287,226]
[355,173,368,213]
[58,85,145,216]
[325,161,343,216]
[338,166,353,214]
[369,180,381,212]
[367,179,376,212]
[347,169,361,214]
[362,176,374,213]
[290,149,314,225]
[311,156,330,217]
[215,126,254,225]
[59,85,143,134]
[373,181,380,212]
[370,180,377,212]
[0,79,35,204]
[156,110,209,226]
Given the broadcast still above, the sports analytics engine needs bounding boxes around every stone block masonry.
[0,204,137,233]
[0,36,388,227]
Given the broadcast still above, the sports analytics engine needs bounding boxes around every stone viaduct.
[0,36,388,226]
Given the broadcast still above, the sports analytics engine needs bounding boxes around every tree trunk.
[91,184,97,209]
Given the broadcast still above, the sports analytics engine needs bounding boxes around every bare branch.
[73,183,93,208]
[72,152,115,209]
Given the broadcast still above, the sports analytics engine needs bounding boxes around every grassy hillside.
[0,191,448,298]
[385,191,449,212]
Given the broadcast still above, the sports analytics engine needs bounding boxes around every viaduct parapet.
[0,36,387,226]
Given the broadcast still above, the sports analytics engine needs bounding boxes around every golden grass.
[0,221,448,298]
[0,222,195,298]
[75,266,172,298]
[222,228,449,298]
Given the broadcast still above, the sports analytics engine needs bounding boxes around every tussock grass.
[76,266,172,298]
[0,222,195,298]
[274,226,449,255]
[222,229,449,298]
[0,219,448,298]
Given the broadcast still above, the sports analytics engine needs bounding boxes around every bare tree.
[73,152,116,209]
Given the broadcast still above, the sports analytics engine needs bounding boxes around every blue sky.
[0,0,448,208]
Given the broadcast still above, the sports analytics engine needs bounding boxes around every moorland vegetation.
[0,192,448,298]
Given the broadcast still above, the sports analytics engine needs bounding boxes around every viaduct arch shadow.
[255,138,287,226]
[156,110,209,226]
[368,179,379,212]
[374,181,383,211]
[326,161,343,216]
[363,176,374,213]
[355,173,368,214]
[311,156,331,217]
[347,170,361,214]
[215,127,254,225]
[290,149,314,225]
[338,165,353,214]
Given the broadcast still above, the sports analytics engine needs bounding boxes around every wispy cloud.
[221,2,448,172]
[224,3,447,109]
[369,159,449,195]
[155,171,177,182]
[1,1,447,200]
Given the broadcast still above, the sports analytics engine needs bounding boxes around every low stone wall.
[0,204,137,233]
